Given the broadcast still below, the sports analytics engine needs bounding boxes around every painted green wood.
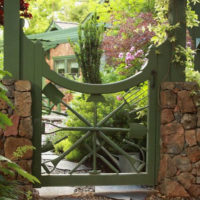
[87,94,106,103]
[27,27,78,51]
[40,47,156,186]
[4,0,190,188]
[42,82,64,105]
[47,126,130,132]
[168,0,186,81]
[20,27,43,184]
[129,123,147,139]
[40,173,154,186]
[148,41,173,184]
[53,55,76,60]
[4,0,20,79]
[139,44,160,185]
[42,61,150,94]
[194,47,200,72]
[4,0,43,184]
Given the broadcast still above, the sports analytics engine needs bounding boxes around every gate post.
[3,0,43,187]
[4,0,21,79]
[168,0,186,82]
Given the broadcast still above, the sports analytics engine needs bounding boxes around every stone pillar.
[158,82,200,198]
[0,80,35,198]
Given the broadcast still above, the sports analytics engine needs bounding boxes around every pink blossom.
[126,52,135,62]
[186,41,192,47]
[134,49,144,58]
[126,52,132,57]
[130,46,135,52]
[125,65,129,69]
[116,95,123,101]
[118,52,124,58]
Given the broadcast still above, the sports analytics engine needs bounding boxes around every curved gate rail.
[4,0,188,187]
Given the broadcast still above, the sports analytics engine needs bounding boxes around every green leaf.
[0,167,15,177]
[0,112,12,130]
[0,70,12,77]
[0,90,14,108]
[7,162,40,184]
[0,155,40,184]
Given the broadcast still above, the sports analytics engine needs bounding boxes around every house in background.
[28,19,107,79]
[28,21,80,77]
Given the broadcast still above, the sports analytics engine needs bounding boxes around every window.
[53,56,79,76]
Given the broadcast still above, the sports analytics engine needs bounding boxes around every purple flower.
[125,65,129,69]
[116,95,123,101]
[126,52,132,57]
[118,52,124,58]
[186,41,192,47]
[126,52,135,62]
[130,46,135,52]
[134,49,144,58]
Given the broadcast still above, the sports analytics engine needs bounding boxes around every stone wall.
[0,79,34,198]
[158,82,200,198]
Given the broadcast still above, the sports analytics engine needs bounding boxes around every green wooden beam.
[4,0,21,79]
[168,0,186,81]
[40,173,154,187]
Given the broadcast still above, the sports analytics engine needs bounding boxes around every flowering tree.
[0,0,32,25]
[102,12,156,77]
[117,47,146,76]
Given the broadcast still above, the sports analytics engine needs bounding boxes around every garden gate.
[4,0,190,187]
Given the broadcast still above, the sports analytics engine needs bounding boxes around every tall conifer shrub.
[70,13,104,83]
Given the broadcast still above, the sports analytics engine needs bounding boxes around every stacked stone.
[159,82,200,198]
[0,80,34,198]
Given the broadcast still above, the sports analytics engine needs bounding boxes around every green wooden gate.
[4,0,189,187]
[39,59,157,186]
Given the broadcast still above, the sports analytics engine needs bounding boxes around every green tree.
[58,0,90,23]
[25,0,63,34]
[25,0,91,34]
[70,13,104,83]
[89,0,155,24]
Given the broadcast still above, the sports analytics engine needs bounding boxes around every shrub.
[70,12,104,83]
[54,139,84,162]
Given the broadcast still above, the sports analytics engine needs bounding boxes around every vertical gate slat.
[4,0,20,79]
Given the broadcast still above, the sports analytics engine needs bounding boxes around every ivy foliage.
[89,0,155,24]
[152,0,200,45]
